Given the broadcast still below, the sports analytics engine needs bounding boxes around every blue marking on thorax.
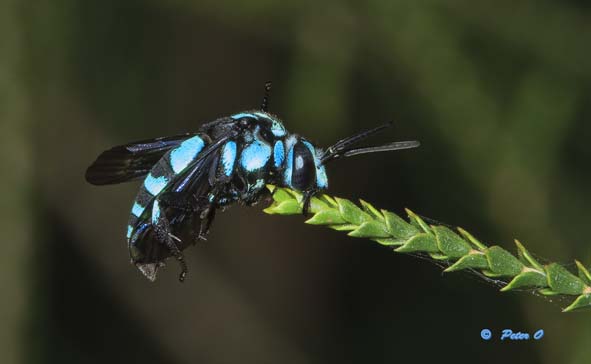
[302,141,328,189]
[144,174,168,196]
[151,200,161,224]
[231,113,258,120]
[283,145,294,187]
[253,112,287,137]
[240,137,271,171]
[126,225,133,239]
[170,135,205,174]
[221,141,237,176]
[273,141,284,168]
[271,121,287,137]
[131,202,145,217]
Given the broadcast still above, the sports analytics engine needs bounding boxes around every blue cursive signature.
[480,328,544,341]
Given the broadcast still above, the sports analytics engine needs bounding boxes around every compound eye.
[291,142,316,191]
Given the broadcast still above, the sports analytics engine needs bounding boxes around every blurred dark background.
[2,1,591,363]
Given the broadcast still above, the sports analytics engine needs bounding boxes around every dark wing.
[168,136,230,197]
[85,133,198,185]
[158,136,230,229]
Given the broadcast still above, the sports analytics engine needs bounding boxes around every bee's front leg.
[302,189,317,216]
[151,199,188,282]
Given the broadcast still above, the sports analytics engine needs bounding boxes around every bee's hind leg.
[197,205,216,241]
[152,199,188,282]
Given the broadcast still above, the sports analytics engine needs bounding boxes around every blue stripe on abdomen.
[273,141,284,168]
[240,139,271,172]
[221,141,237,176]
[169,135,205,174]
[144,174,168,195]
[151,200,160,224]
[131,202,145,217]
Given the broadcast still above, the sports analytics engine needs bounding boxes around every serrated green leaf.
[395,233,439,253]
[336,198,372,225]
[264,200,301,215]
[375,238,405,246]
[382,210,419,240]
[348,221,390,238]
[444,252,488,272]
[429,253,450,260]
[305,209,346,225]
[308,197,330,213]
[329,224,358,232]
[563,294,591,312]
[263,204,277,214]
[456,227,487,250]
[320,194,338,207]
[433,226,471,258]
[575,260,591,285]
[267,185,294,203]
[538,288,561,296]
[546,263,586,295]
[485,246,524,277]
[514,239,544,271]
[359,199,383,220]
[501,270,547,291]
[405,209,431,234]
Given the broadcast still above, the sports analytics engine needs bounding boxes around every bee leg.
[302,190,316,216]
[152,199,188,282]
[164,234,188,283]
[198,205,216,240]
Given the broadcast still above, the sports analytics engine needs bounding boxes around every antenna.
[320,123,420,164]
[261,81,272,112]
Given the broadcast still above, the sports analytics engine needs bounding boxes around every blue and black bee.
[86,83,419,282]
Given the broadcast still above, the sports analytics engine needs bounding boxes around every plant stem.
[263,186,591,312]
